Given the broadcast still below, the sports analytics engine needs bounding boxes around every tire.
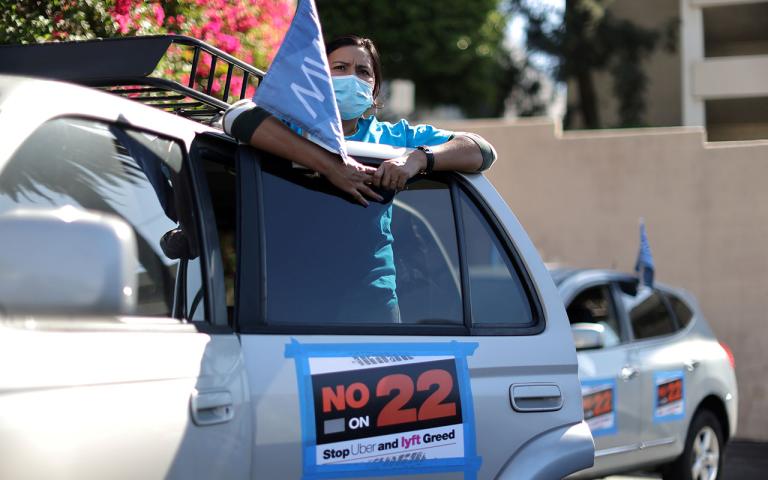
[662,409,725,480]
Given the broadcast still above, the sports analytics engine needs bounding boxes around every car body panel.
[0,318,251,480]
[241,334,592,479]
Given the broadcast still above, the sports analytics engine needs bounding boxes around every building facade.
[570,0,768,141]
[683,0,768,140]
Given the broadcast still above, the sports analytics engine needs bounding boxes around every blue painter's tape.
[284,339,481,480]
[285,339,479,358]
[653,370,686,423]
[581,378,618,437]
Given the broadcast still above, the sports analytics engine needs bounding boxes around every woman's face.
[328,45,375,93]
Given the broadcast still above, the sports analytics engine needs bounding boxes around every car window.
[619,285,676,340]
[0,117,204,320]
[458,189,534,327]
[567,285,622,347]
[258,163,462,326]
[665,292,693,329]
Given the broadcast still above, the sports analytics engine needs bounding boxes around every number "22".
[584,389,613,417]
[377,369,456,427]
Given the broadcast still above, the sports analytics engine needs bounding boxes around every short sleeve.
[402,121,454,148]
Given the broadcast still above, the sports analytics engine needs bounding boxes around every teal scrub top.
[347,116,454,147]
[347,116,453,319]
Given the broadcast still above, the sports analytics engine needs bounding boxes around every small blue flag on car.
[635,219,655,287]
[252,0,347,160]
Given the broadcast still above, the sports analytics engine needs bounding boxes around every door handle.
[190,390,234,426]
[510,384,563,412]
[620,365,639,381]
[684,359,700,372]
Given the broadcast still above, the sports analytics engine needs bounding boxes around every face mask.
[332,75,374,120]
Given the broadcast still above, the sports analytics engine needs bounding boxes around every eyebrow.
[331,60,372,70]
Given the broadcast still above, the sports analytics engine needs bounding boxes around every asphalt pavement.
[605,441,768,480]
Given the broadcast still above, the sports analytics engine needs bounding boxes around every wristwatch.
[416,145,435,175]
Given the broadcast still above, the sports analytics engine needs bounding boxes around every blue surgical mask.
[332,75,374,120]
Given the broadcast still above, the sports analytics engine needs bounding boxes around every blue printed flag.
[635,220,655,287]
[252,0,347,159]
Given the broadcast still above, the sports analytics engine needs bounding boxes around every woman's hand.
[372,150,427,191]
[320,156,384,207]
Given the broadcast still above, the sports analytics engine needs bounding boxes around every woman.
[223,35,497,323]
[223,35,496,205]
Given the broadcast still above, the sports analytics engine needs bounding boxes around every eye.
[332,64,346,71]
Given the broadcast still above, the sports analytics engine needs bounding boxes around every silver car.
[0,35,595,479]
[553,268,738,480]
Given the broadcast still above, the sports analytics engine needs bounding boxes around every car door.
[0,117,250,479]
[234,148,592,479]
[616,282,690,461]
[562,280,642,475]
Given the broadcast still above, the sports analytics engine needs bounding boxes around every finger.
[396,174,407,191]
[381,169,395,191]
[360,184,384,202]
[372,166,385,186]
[359,165,377,175]
[351,190,369,207]
[386,171,399,191]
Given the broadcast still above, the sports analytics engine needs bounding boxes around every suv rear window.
[623,287,677,340]
[260,164,462,326]
[236,157,540,333]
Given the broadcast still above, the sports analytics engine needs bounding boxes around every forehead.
[327,45,372,67]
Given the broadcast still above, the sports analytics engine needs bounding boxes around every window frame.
[235,149,544,336]
[187,132,236,329]
[452,176,544,335]
[565,281,627,348]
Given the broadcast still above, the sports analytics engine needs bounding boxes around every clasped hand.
[324,152,426,207]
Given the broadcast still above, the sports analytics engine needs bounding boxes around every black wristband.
[417,145,435,175]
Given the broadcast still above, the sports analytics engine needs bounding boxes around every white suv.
[0,36,594,479]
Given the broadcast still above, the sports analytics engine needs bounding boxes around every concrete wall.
[446,117,768,440]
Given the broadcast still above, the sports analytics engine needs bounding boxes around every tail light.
[720,342,735,369]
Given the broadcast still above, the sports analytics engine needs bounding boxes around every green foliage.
[316,0,520,118]
[0,0,115,44]
[509,0,675,128]
[0,0,293,102]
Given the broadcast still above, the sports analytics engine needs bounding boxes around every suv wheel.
[663,410,724,480]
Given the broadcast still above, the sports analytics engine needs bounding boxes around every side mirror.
[571,323,607,351]
[0,206,138,316]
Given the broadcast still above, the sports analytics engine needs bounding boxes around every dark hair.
[326,35,382,101]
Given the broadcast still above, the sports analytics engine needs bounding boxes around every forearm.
[430,135,484,172]
[403,134,495,174]
[247,116,337,176]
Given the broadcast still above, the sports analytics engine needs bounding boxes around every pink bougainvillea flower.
[103,0,295,96]
[153,4,165,26]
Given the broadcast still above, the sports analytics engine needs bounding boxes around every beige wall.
[446,117,768,440]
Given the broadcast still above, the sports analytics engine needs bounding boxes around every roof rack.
[0,35,265,125]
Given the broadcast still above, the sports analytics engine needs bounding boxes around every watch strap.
[416,145,435,175]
